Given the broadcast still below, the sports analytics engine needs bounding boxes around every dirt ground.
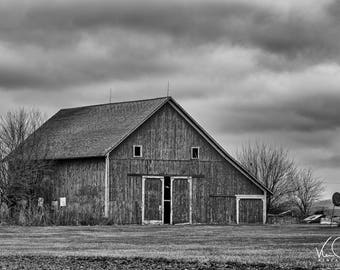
[0,224,339,269]
[0,256,318,270]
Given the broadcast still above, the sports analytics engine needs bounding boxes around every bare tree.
[290,168,324,218]
[0,109,45,155]
[0,144,8,213]
[237,142,297,212]
[0,108,52,223]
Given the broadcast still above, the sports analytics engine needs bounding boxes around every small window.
[191,147,199,159]
[133,145,142,157]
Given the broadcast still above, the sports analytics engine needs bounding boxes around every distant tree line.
[238,142,324,218]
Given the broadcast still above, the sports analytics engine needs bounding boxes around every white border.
[235,193,267,224]
[104,153,109,218]
[191,147,200,159]
[170,176,192,225]
[133,145,143,158]
[142,176,164,225]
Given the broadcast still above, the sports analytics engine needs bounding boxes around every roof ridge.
[60,96,170,111]
[104,96,171,154]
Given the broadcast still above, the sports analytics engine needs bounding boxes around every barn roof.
[31,97,169,159]
[17,96,272,194]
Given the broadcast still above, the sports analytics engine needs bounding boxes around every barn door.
[239,199,263,224]
[171,177,192,224]
[142,176,164,224]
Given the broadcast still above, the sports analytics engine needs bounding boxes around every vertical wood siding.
[239,199,263,223]
[144,178,162,221]
[172,178,190,224]
[108,103,264,224]
[52,158,105,223]
[209,196,236,224]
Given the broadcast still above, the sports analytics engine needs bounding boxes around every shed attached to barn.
[24,97,271,225]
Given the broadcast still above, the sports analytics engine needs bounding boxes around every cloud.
[310,155,340,169]
[0,0,339,90]
[0,30,180,89]
[0,0,338,55]
[198,64,340,135]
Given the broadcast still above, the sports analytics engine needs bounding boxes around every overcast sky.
[0,0,339,199]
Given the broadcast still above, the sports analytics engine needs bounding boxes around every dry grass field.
[0,224,339,269]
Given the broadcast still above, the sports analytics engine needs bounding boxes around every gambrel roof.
[21,96,272,194]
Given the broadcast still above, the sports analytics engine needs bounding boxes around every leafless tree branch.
[237,142,297,212]
[0,108,52,223]
[290,168,324,218]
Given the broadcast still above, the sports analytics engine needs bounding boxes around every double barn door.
[142,176,192,225]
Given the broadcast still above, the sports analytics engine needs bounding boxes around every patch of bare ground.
[0,256,320,270]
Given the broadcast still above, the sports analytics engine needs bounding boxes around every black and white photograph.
[0,0,339,269]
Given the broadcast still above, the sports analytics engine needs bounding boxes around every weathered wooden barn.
[29,97,271,225]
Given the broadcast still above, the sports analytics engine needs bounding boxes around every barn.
[26,97,271,225]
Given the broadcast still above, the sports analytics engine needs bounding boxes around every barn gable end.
[107,101,268,225]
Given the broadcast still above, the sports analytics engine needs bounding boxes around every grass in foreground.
[0,224,339,269]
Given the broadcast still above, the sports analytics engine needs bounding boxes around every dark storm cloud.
[1,0,338,55]
[292,95,340,130]
[0,55,175,89]
[0,0,339,89]
[0,1,261,47]
[0,29,178,89]
[0,65,43,89]
[308,154,340,169]
[210,89,340,134]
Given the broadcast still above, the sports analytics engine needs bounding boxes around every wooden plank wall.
[172,178,190,224]
[209,196,235,224]
[52,158,105,224]
[239,199,263,224]
[144,178,162,221]
[109,103,265,224]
